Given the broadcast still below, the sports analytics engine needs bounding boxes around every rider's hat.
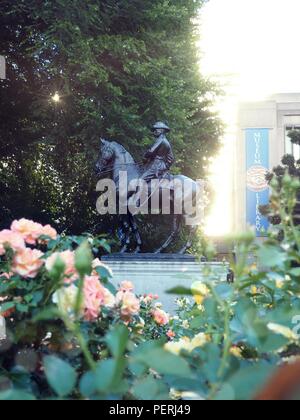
[151,121,170,132]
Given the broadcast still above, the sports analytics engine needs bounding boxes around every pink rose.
[39,225,58,243]
[83,275,113,321]
[0,272,13,280]
[11,219,43,245]
[0,230,25,255]
[119,281,134,293]
[45,250,76,283]
[167,330,176,339]
[117,291,140,319]
[153,308,170,326]
[103,287,116,309]
[140,294,155,305]
[12,248,44,279]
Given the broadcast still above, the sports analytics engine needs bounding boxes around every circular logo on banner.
[246,165,269,192]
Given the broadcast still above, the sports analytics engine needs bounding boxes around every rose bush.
[0,220,178,399]
[1,172,300,401]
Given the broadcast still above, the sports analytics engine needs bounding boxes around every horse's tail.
[173,175,206,226]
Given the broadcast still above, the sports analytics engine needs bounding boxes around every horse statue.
[95,139,204,254]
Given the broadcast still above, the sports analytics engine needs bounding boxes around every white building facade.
[235,93,300,235]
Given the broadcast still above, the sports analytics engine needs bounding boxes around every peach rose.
[11,219,43,245]
[167,330,176,339]
[12,248,44,279]
[83,275,114,321]
[0,230,25,256]
[0,272,13,280]
[153,308,170,326]
[119,281,134,293]
[52,284,82,319]
[103,287,116,308]
[118,291,140,319]
[39,225,58,243]
[45,250,76,283]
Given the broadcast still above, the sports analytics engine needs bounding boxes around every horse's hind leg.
[178,225,197,255]
[120,215,132,253]
[154,215,181,254]
[129,215,143,254]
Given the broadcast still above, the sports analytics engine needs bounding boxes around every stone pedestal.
[102,254,229,313]
[0,316,6,340]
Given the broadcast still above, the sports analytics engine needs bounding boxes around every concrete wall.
[106,259,228,313]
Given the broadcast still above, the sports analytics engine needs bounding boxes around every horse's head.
[95,138,115,176]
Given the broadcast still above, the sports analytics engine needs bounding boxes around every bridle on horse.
[96,161,145,176]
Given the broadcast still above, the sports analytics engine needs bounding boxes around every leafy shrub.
[1,172,300,401]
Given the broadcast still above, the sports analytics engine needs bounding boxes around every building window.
[285,125,300,160]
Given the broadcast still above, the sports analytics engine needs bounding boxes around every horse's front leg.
[178,225,197,255]
[120,215,132,253]
[129,214,143,254]
[154,215,181,254]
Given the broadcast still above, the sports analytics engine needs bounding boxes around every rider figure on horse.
[142,122,175,183]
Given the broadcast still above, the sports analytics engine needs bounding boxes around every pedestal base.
[102,254,229,313]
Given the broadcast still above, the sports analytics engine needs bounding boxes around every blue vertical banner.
[245,129,270,237]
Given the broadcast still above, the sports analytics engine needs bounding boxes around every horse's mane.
[110,141,135,163]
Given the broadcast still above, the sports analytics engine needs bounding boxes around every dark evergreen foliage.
[0,0,222,239]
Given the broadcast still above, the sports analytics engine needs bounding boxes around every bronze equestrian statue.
[95,122,203,254]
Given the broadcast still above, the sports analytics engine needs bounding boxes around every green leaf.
[289,267,300,277]
[95,265,112,279]
[134,347,192,378]
[0,390,36,401]
[0,283,10,294]
[95,358,126,393]
[75,241,93,277]
[79,372,97,398]
[33,307,62,322]
[190,316,204,329]
[258,246,286,268]
[128,361,147,377]
[99,239,111,254]
[217,363,275,400]
[197,344,221,383]
[0,302,15,312]
[48,255,66,282]
[16,303,29,313]
[166,286,192,295]
[215,283,232,300]
[44,356,77,397]
[32,291,43,305]
[105,325,129,359]
[132,376,169,400]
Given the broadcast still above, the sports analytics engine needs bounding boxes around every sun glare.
[52,92,61,103]
[201,0,300,236]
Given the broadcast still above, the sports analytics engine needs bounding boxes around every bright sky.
[202,0,300,236]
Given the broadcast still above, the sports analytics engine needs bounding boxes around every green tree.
[0,0,222,240]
